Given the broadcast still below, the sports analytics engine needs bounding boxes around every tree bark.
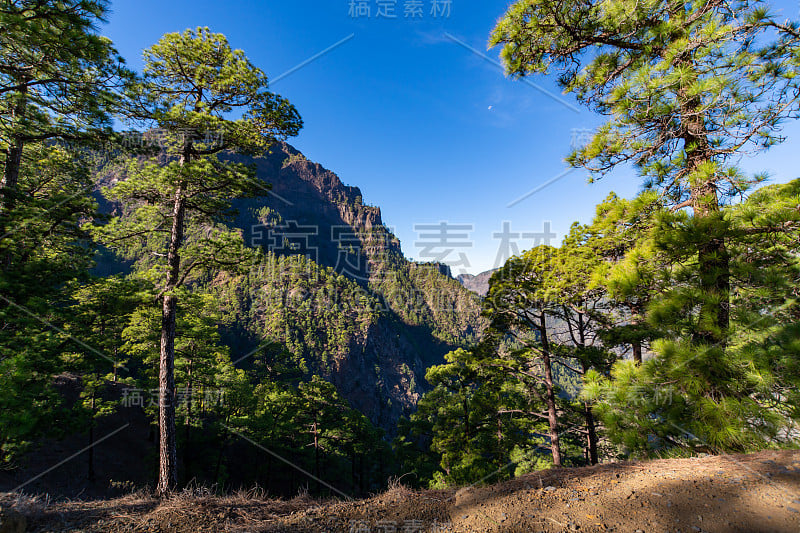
[632,340,643,365]
[539,313,562,467]
[1,79,27,211]
[583,399,599,465]
[157,290,178,495]
[312,417,321,494]
[183,360,193,484]
[88,393,96,482]
[156,172,187,496]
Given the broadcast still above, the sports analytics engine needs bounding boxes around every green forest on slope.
[1,0,799,499]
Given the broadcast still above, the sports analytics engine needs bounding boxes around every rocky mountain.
[98,142,486,434]
[221,143,486,432]
[456,269,497,297]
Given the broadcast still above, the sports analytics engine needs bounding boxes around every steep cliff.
[93,142,485,433]
[457,269,497,297]
[215,143,487,432]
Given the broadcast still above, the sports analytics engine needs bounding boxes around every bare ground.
[2,449,799,532]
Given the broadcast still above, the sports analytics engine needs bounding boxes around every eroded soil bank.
[2,449,799,532]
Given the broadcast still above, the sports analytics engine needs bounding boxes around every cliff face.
[457,269,497,297]
[229,143,401,282]
[218,143,486,432]
[94,141,485,433]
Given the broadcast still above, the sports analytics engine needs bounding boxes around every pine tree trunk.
[312,418,321,494]
[1,80,27,212]
[632,340,643,365]
[88,393,96,482]
[584,400,598,465]
[157,291,178,496]
[577,314,599,465]
[679,62,730,348]
[631,305,643,365]
[539,313,562,467]
[156,176,187,496]
[183,361,193,484]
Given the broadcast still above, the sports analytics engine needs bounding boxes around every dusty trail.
[3,449,798,532]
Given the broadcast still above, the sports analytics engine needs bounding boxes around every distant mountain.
[457,269,497,297]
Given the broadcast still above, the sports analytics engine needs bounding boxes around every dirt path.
[3,449,799,532]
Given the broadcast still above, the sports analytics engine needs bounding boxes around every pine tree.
[484,246,565,467]
[546,223,618,464]
[492,0,800,345]
[96,27,302,495]
[64,276,143,481]
[0,0,128,213]
[492,0,800,453]
[0,1,128,465]
[0,144,98,466]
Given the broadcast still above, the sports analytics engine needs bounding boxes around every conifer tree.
[484,246,565,466]
[492,0,800,346]
[0,1,129,464]
[96,27,302,495]
[0,0,128,213]
[492,0,800,452]
[64,276,143,481]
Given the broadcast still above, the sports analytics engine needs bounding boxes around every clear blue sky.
[103,0,800,275]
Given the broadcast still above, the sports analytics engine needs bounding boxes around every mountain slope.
[457,269,497,297]
[99,142,486,432]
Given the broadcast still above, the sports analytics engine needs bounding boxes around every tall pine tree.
[96,27,302,495]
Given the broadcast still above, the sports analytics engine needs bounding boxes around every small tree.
[97,27,302,495]
[64,276,143,481]
[484,246,565,466]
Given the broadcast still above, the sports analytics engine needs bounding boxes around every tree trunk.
[183,361,193,484]
[1,80,27,212]
[539,313,562,467]
[88,393,96,482]
[678,60,730,348]
[632,340,643,365]
[157,291,178,495]
[577,313,599,465]
[462,393,470,443]
[312,417,321,494]
[584,400,599,465]
[156,176,187,496]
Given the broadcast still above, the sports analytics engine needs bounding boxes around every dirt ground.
[2,449,799,532]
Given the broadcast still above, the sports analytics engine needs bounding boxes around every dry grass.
[1,449,797,532]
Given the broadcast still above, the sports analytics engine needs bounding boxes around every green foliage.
[490,0,800,459]
[0,0,128,465]
[91,27,303,493]
[396,348,552,488]
[491,0,800,197]
[585,180,800,454]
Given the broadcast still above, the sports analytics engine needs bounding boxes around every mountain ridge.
[97,141,487,433]
[456,268,497,297]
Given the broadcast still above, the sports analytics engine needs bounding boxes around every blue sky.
[104,0,800,274]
